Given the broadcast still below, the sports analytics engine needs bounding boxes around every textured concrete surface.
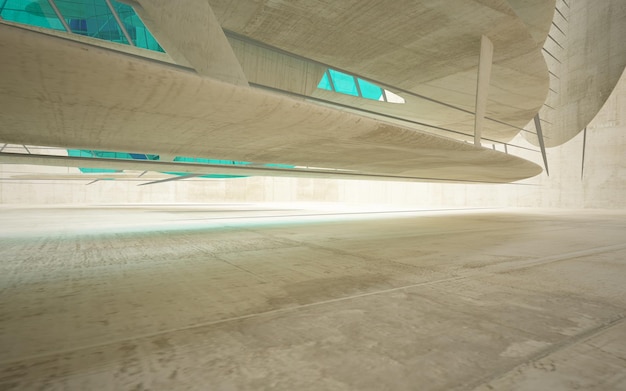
[0,23,541,183]
[5,54,626,207]
[130,0,249,86]
[1,205,625,390]
[528,0,626,147]
[209,0,552,140]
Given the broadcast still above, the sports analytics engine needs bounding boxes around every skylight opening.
[381,90,405,104]
[65,149,295,178]
[0,0,164,52]
[317,69,405,104]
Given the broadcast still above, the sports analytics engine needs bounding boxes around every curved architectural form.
[0,23,541,183]
[525,0,626,147]
[317,69,405,104]
[6,0,620,184]
[209,0,552,142]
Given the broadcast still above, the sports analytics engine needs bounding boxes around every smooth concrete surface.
[1,205,625,390]
[209,0,552,141]
[6,43,626,208]
[0,19,176,64]
[228,36,327,96]
[1,90,623,207]
[0,152,534,184]
[527,0,626,147]
[0,23,542,183]
[129,0,249,86]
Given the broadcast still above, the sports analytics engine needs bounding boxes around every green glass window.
[328,69,359,97]
[318,72,333,92]
[109,1,164,51]
[55,0,130,44]
[318,68,398,102]
[0,0,66,31]
[1,0,164,52]
[357,78,383,101]
[67,149,118,173]
[173,156,251,166]
[66,150,294,178]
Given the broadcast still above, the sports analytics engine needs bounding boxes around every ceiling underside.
[208,0,554,142]
[0,153,532,184]
[0,24,541,183]
[525,0,626,147]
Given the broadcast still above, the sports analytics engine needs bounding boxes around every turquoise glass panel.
[163,172,247,179]
[357,78,383,100]
[317,68,389,101]
[0,0,66,31]
[171,156,250,178]
[67,149,92,158]
[328,69,358,97]
[78,167,119,173]
[263,163,294,168]
[66,150,290,179]
[110,1,164,51]
[67,149,118,173]
[94,150,129,159]
[173,156,251,166]
[1,0,164,52]
[54,0,130,44]
[317,72,332,91]
[68,149,158,172]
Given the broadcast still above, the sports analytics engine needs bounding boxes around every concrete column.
[474,35,494,146]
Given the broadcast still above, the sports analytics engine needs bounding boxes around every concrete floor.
[0,204,625,390]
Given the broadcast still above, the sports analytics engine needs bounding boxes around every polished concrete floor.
[0,204,625,390]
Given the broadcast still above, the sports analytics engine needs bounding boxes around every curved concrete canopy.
[209,0,552,142]
[0,25,541,183]
[526,0,626,147]
[126,0,249,86]
[507,0,556,45]
[0,153,532,184]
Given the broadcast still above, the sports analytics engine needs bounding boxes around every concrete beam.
[474,35,494,146]
[527,0,626,147]
[533,114,549,176]
[0,25,542,183]
[127,0,248,86]
[209,0,551,142]
[0,153,532,184]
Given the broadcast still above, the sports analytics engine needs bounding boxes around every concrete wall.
[1,74,624,209]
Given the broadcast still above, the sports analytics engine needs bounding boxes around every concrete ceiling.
[0,24,541,183]
[0,153,531,184]
[2,0,620,184]
[209,0,554,141]
[526,0,626,147]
